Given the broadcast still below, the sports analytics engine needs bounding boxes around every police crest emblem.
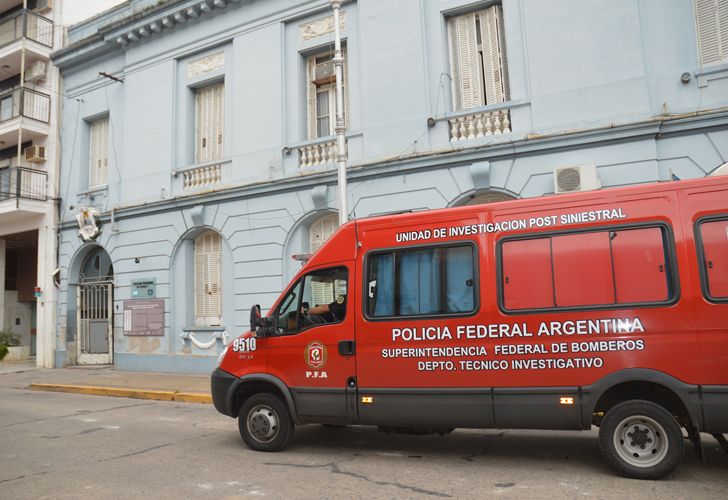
[305,341,327,369]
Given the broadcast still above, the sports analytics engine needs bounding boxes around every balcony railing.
[0,167,47,201]
[182,163,221,191]
[0,9,53,49]
[298,138,338,168]
[0,87,51,124]
[448,108,511,142]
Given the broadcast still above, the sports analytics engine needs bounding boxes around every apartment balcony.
[0,87,50,148]
[0,166,48,224]
[0,9,53,78]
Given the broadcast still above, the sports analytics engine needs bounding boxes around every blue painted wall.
[52,0,728,373]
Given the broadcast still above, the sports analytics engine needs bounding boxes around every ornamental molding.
[113,0,241,47]
[77,207,102,241]
[187,52,224,79]
[299,11,346,41]
[180,330,229,349]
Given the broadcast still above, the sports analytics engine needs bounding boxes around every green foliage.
[0,343,7,360]
[0,330,20,348]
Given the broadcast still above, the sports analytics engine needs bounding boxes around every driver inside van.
[299,274,348,326]
[302,293,347,322]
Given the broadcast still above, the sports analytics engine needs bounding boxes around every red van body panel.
[214,176,728,435]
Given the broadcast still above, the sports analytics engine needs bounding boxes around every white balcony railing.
[298,139,337,169]
[449,109,511,142]
[182,164,221,191]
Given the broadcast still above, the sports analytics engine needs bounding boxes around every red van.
[212,176,728,479]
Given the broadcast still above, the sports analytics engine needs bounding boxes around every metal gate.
[77,281,113,365]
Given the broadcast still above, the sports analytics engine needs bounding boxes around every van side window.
[697,218,728,300]
[366,244,476,318]
[275,267,348,334]
[501,226,672,311]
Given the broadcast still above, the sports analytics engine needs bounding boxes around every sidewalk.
[0,360,212,404]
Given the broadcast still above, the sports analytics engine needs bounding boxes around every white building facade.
[51,0,728,373]
[0,0,60,367]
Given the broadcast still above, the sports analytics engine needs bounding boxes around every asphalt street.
[1,387,727,499]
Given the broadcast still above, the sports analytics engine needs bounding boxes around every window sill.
[285,130,363,151]
[695,62,728,88]
[439,98,530,123]
[182,326,226,333]
[78,185,108,197]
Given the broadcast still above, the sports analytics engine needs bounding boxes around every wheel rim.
[613,415,669,468]
[246,404,280,444]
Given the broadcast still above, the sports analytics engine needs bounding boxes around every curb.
[29,383,212,404]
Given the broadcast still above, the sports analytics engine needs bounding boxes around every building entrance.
[76,248,114,365]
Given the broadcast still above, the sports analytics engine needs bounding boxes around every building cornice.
[52,0,244,70]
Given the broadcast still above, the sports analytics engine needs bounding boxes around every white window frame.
[695,0,728,66]
[447,5,510,111]
[195,82,225,164]
[194,230,222,326]
[306,50,349,140]
[88,116,109,188]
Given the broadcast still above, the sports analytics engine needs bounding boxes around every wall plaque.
[131,278,157,299]
[123,299,164,336]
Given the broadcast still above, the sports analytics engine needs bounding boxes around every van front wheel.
[599,400,684,479]
[238,393,293,452]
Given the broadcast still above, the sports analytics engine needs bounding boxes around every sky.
[62,0,126,26]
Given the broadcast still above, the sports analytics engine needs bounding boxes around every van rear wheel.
[599,400,684,479]
[238,393,293,452]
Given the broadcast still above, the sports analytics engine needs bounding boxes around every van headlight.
[216,344,230,368]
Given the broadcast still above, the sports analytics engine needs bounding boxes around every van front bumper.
[211,368,237,417]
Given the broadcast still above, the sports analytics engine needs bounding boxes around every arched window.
[80,247,114,283]
[461,191,516,206]
[194,230,222,326]
[309,213,338,254]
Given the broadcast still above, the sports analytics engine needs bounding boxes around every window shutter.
[311,280,333,307]
[307,55,318,139]
[194,231,222,326]
[89,117,109,187]
[479,5,510,104]
[720,0,728,61]
[309,214,338,254]
[448,13,482,110]
[196,83,224,163]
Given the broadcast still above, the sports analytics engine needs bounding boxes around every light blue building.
[51,0,728,372]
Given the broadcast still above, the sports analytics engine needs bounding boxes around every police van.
[212,175,728,479]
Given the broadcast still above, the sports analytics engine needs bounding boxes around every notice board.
[123,299,164,336]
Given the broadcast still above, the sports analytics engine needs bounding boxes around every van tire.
[238,393,293,452]
[599,399,684,479]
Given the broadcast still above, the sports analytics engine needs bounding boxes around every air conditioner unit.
[25,61,47,83]
[313,60,335,84]
[553,164,601,194]
[34,0,53,13]
[25,145,46,163]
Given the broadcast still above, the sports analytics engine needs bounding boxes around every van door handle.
[338,340,355,356]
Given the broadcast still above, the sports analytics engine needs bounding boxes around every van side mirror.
[250,305,264,338]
